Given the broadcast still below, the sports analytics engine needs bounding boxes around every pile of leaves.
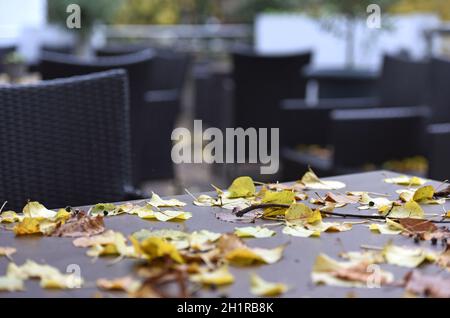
[1,169,450,298]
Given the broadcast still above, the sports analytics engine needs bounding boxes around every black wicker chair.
[39,50,156,186]
[232,49,312,131]
[280,54,429,179]
[426,57,450,180]
[96,46,191,181]
[0,70,141,211]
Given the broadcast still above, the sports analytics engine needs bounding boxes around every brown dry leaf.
[266,182,305,192]
[97,276,142,293]
[312,254,394,288]
[403,271,450,298]
[0,247,16,259]
[73,230,117,248]
[399,218,437,234]
[51,211,104,238]
[324,192,360,204]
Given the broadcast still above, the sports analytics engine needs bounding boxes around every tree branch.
[234,203,450,224]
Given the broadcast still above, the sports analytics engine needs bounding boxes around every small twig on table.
[235,203,450,224]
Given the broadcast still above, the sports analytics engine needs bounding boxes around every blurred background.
[1,0,450,208]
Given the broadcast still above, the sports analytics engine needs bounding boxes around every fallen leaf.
[384,176,426,186]
[0,211,23,223]
[73,230,117,248]
[249,273,288,296]
[133,205,192,222]
[227,176,256,199]
[324,192,359,204]
[266,182,305,192]
[97,276,142,293]
[379,201,424,219]
[217,234,284,266]
[135,237,184,264]
[368,219,404,235]
[148,192,187,208]
[403,271,450,298]
[90,202,134,217]
[299,168,346,190]
[23,201,57,219]
[0,275,24,291]
[87,232,136,258]
[13,218,42,235]
[285,203,322,224]
[190,266,234,286]
[383,244,435,268]
[312,254,393,288]
[261,190,295,217]
[51,211,104,238]
[399,218,437,234]
[0,247,16,259]
[234,226,275,238]
[215,211,257,224]
[7,260,83,289]
[282,225,320,238]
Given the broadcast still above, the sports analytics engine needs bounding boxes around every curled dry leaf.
[384,175,426,186]
[0,211,23,223]
[298,168,346,190]
[51,211,105,238]
[217,234,284,266]
[7,260,83,289]
[249,273,288,296]
[147,192,187,208]
[133,237,184,264]
[403,271,450,298]
[0,247,16,258]
[97,276,142,294]
[312,254,394,288]
[190,266,234,286]
[234,226,275,238]
[368,219,404,235]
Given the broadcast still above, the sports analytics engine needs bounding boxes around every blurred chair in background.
[96,45,191,182]
[426,57,450,181]
[0,70,141,210]
[280,54,430,179]
[0,45,17,73]
[39,49,156,187]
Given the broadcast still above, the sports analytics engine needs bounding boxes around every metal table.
[1,170,448,298]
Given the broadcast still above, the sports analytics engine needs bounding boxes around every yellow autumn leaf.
[0,275,24,291]
[234,226,275,238]
[227,176,256,198]
[193,194,220,207]
[384,175,426,186]
[7,260,83,289]
[339,250,385,264]
[225,246,284,266]
[0,211,23,223]
[13,218,42,235]
[97,276,142,293]
[189,230,222,251]
[412,185,435,202]
[261,190,295,217]
[299,168,346,190]
[147,192,186,208]
[285,203,322,224]
[133,205,192,222]
[368,219,405,235]
[190,266,234,286]
[382,244,436,268]
[86,232,136,258]
[250,273,288,296]
[282,225,321,238]
[23,201,56,219]
[138,237,184,264]
[73,230,117,248]
[379,201,424,219]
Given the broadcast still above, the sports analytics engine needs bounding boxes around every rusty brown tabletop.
[1,170,448,298]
